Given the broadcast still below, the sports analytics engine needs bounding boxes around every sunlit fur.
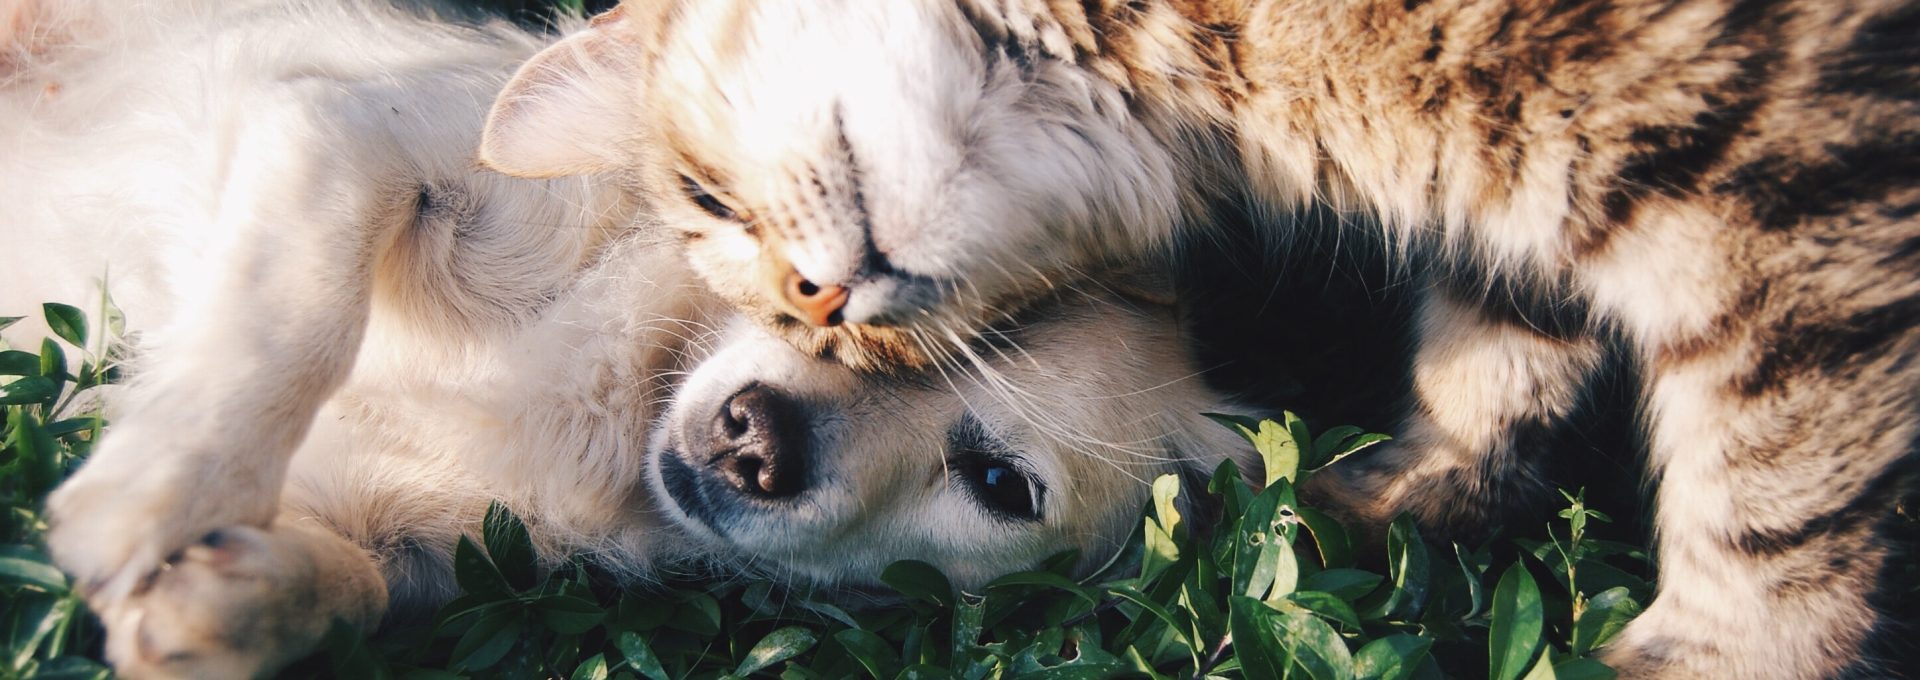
[3,2,1263,677]
[481,1,1919,676]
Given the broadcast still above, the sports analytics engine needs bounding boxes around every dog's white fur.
[1,2,1259,676]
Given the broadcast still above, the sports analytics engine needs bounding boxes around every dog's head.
[646,289,1259,592]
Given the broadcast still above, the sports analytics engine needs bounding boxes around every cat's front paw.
[96,525,373,680]
[44,430,281,608]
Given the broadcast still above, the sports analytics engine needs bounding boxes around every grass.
[0,296,1672,680]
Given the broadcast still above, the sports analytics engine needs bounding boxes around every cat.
[478,0,1920,676]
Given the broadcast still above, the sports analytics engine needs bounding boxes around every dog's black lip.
[657,450,730,538]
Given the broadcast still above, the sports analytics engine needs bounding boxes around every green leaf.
[39,339,66,381]
[1205,414,1299,485]
[1571,587,1642,655]
[482,501,538,591]
[0,316,22,332]
[1301,568,1383,602]
[571,653,609,680]
[98,284,127,340]
[613,632,670,680]
[894,664,958,680]
[24,657,112,680]
[1227,596,1288,680]
[0,350,39,376]
[1453,543,1491,620]
[1311,425,1364,463]
[882,560,953,607]
[536,595,605,635]
[5,409,61,496]
[951,592,984,662]
[986,571,1096,605]
[735,626,817,676]
[1489,564,1545,680]
[6,592,76,669]
[1233,477,1300,600]
[1353,635,1434,680]
[1151,473,1185,542]
[1297,507,1353,569]
[42,303,87,349]
[321,618,389,680]
[1275,590,1362,631]
[1365,515,1430,622]
[0,545,67,591]
[1273,603,1354,680]
[1520,652,1558,680]
[452,535,510,597]
[1319,433,1391,471]
[0,376,56,405]
[1141,516,1181,583]
[666,592,721,636]
[1103,585,1192,649]
[835,629,902,680]
[1551,658,1618,680]
[449,609,521,672]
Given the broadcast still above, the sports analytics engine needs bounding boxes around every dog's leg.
[97,519,387,680]
[46,86,412,607]
[1303,286,1605,543]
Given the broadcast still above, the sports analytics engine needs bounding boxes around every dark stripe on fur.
[1737,293,1920,398]
[1435,256,1593,342]
[1817,3,1920,103]
[1720,132,1920,232]
[1732,458,1916,557]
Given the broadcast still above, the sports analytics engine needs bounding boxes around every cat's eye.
[947,416,1044,521]
[679,173,739,221]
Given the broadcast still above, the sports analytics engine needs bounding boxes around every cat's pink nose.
[784,272,848,327]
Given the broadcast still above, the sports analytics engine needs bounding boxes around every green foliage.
[3,295,125,680]
[262,411,1643,679]
[0,296,1682,679]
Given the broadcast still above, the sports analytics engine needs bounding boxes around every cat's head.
[481,1,1206,371]
[646,287,1260,591]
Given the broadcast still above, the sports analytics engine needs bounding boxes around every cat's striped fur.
[480,0,1920,676]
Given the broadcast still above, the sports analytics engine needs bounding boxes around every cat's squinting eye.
[678,173,739,222]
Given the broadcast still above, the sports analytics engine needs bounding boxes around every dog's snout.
[705,383,807,498]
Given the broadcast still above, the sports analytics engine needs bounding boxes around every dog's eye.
[679,174,739,221]
[947,416,1043,521]
[957,457,1040,521]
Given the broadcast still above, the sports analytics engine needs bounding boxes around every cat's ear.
[481,6,645,178]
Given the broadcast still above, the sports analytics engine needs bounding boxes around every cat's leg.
[1598,300,1916,679]
[1303,284,1605,542]
[97,519,387,680]
[44,86,415,607]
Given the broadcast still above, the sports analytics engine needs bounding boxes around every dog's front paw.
[96,524,380,680]
[44,430,281,606]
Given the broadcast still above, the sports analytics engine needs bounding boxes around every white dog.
[0,1,1260,676]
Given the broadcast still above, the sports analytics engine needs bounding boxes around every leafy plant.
[3,295,127,680]
[0,296,1720,680]
[274,409,1643,679]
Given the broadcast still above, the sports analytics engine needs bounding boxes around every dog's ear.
[480,6,645,178]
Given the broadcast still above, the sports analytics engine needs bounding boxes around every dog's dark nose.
[704,383,807,498]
